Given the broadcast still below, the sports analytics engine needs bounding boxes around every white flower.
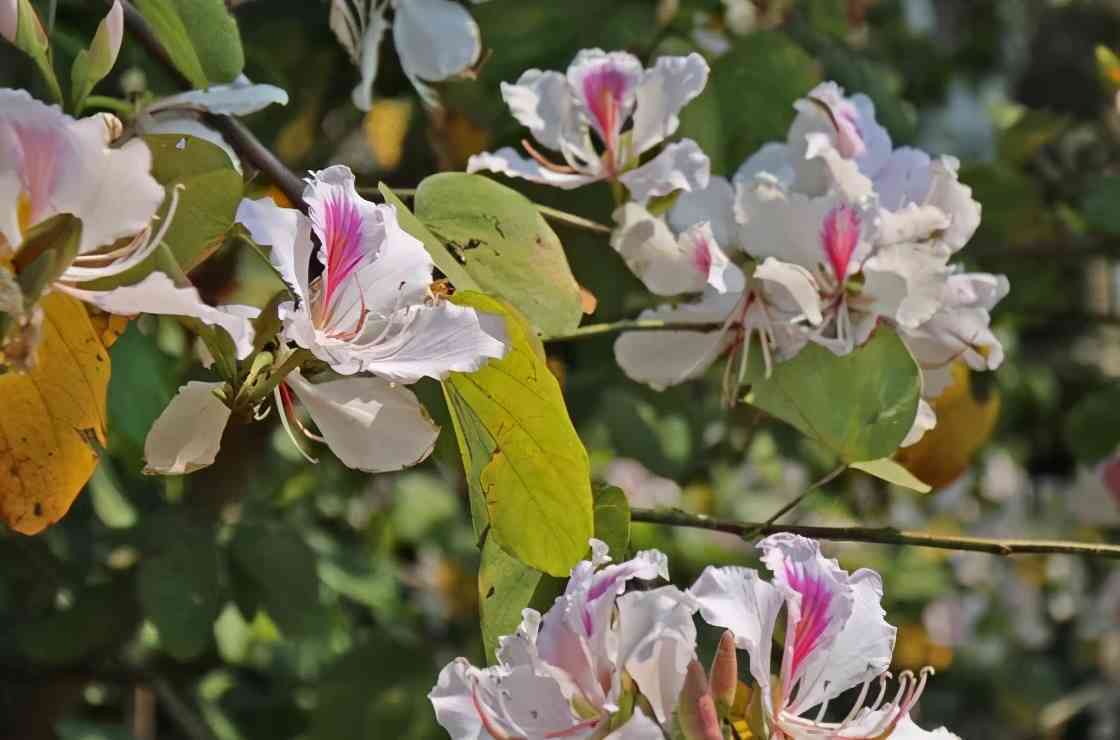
[690,533,958,739]
[236,165,506,380]
[0,88,257,359]
[142,165,507,475]
[429,540,697,739]
[330,0,482,110]
[468,49,711,203]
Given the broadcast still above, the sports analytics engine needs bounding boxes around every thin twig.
[629,507,1120,559]
[744,464,847,540]
[151,676,218,740]
[358,187,614,235]
[542,318,725,342]
[115,0,307,208]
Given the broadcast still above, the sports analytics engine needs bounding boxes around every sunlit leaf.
[0,293,110,534]
[378,183,479,293]
[133,0,244,87]
[746,329,920,463]
[442,292,593,576]
[478,532,542,663]
[414,173,583,337]
[850,457,932,493]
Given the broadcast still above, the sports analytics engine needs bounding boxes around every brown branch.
[115,0,306,208]
[630,507,1120,559]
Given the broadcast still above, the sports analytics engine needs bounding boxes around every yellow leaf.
[0,292,110,534]
[364,98,413,171]
[895,362,999,490]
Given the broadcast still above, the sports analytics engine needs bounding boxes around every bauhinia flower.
[429,540,698,739]
[329,0,483,110]
[144,165,506,475]
[468,49,711,204]
[0,88,258,364]
[690,533,959,739]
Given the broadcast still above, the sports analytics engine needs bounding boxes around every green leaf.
[107,324,176,462]
[133,0,244,87]
[478,532,542,664]
[71,5,123,111]
[56,720,138,740]
[229,522,323,637]
[17,584,135,665]
[593,484,631,558]
[378,183,479,292]
[1082,175,1120,236]
[850,458,931,493]
[745,329,921,462]
[1065,386,1120,464]
[80,135,243,290]
[11,213,82,310]
[137,536,225,660]
[711,31,821,166]
[414,173,583,337]
[442,292,593,576]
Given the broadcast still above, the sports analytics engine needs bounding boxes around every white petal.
[611,204,727,296]
[616,585,698,723]
[803,132,874,202]
[394,0,481,85]
[286,370,438,473]
[0,90,164,253]
[146,79,289,116]
[500,70,582,153]
[58,272,259,359]
[236,196,314,305]
[143,381,231,475]
[566,49,644,154]
[877,203,950,247]
[669,175,741,253]
[841,711,960,739]
[753,258,824,325]
[733,141,795,188]
[900,398,937,447]
[613,285,742,390]
[618,138,710,204]
[467,147,602,189]
[350,3,389,111]
[428,659,488,740]
[631,52,710,155]
[862,243,950,329]
[354,299,507,383]
[604,710,665,739]
[926,156,981,252]
[689,565,784,704]
[757,534,856,702]
[785,568,896,715]
[874,151,981,253]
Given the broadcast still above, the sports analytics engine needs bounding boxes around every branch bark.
[630,507,1120,559]
[115,0,307,208]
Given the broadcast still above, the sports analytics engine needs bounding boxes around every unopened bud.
[0,0,16,44]
[678,659,722,740]
[709,630,739,715]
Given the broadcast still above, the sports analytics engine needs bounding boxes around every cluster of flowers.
[471,52,1008,445]
[430,534,957,739]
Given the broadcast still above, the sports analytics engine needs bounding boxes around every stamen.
[274,384,318,464]
[521,138,579,174]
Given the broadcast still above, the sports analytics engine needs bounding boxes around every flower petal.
[0,0,16,44]
[753,258,824,325]
[349,2,389,111]
[236,196,314,305]
[286,369,439,473]
[143,381,231,475]
[901,398,937,447]
[393,0,481,88]
[566,49,644,158]
[690,565,784,705]
[616,585,698,723]
[733,141,795,189]
[500,69,582,154]
[146,77,289,116]
[862,243,950,329]
[467,147,602,189]
[603,710,665,739]
[618,138,710,204]
[0,89,165,253]
[57,272,259,359]
[631,52,710,154]
[611,204,728,296]
[353,299,507,383]
[669,175,742,254]
[757,534,856,705]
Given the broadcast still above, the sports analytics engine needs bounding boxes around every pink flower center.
[784,564,834,680]
[821,204,861,284]
[14,125,60,228]
[581,64,629,168]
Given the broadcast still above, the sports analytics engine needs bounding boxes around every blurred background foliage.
[4,0,1120,738]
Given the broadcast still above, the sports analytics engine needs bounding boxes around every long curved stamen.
[274,383,318,464]
[471,679,520,740]
[521,138,579,174]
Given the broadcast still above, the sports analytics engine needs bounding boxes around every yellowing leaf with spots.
[0,292,110,534]
[895,362,1000,490]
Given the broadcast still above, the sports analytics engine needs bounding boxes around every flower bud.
[709,629,739,716]
[678,659,722,740]
[1,0,16,44]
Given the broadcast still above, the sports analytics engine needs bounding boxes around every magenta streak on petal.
[14,125,60,226]
[544,717,601,738]
[821,205,861,284]
[784,563,833,682]
[320,190,367,313]
[580,63,629,169]
[692,234,713,277]
[470,681,518,740]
